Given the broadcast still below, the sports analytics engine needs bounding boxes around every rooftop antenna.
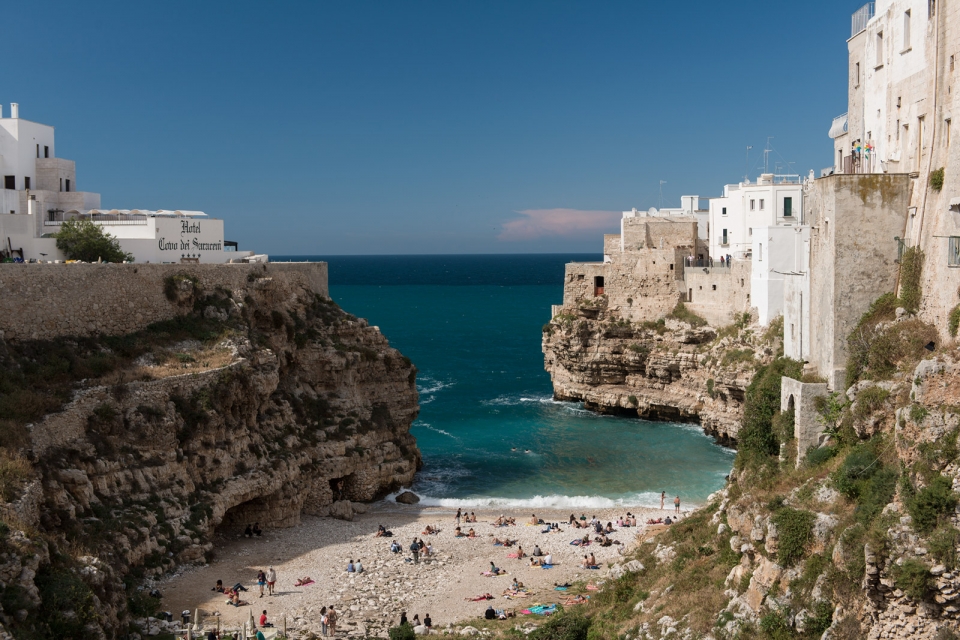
[744,146,753,182]
[659,180,667,210]
[764,137,774,174]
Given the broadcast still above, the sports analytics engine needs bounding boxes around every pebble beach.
[158,504,689,637]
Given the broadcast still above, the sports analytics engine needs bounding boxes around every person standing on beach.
[266,566,277,595]
[410,538,420,564]
[257,569,266,598]
[455,508,462,526]
[674,495,681,513]
[660,492,665,510]
[327,605,338,636]
[320,607,328,636]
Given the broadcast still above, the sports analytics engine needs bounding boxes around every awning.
[828,114,849,139]
[949,197,960,212]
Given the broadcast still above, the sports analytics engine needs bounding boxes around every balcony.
[852,3,875,38]
[44,211,148,226]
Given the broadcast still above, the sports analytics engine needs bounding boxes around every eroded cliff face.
[542,304,776,444]
[0,270,420,638]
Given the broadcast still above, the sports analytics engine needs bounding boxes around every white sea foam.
[416,423,459,441]
[385,492,689,510]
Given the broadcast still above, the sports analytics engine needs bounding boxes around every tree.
[54,219,132,263]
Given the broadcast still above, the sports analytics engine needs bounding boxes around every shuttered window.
[950,237,960,266]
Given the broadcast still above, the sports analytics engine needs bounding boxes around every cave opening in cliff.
[329,473,358,501]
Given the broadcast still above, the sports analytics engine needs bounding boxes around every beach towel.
[506,552,520,558]
[493,542,503,546]
[541,565,554,569]
[554,586,567,591]
[587,565,600,570]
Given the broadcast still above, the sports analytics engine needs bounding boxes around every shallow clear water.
[275,255,735,508]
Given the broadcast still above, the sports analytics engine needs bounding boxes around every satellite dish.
[648,207,658,216]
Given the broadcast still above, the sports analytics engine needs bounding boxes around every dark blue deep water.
[274,255,734,508]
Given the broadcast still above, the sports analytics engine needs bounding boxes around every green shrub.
[806,600,834,636]
[528,608,590,640]
[929,526,960,570]
[627,395,638,406]
[805,445,838,467]
[55,219,132,263]
[950,305,960,338]
[706,379,715,399]
[668,302,707,328]
[759,608,793,640]
[720,348,755,368]
[771,407,794,445]
[894,558,933,601]
[833,444,881,499]
[0,453,31,502]
[931,167,945,191]
[737,357,802,467]
[910,404,930,424]
[771,507,815,566]
[627,343,650,356]
[907,474,959,534]
[853,386,890,421]
[388,624,416,640]
[899,247,924,314]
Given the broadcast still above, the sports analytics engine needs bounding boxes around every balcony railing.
[852,2,875,38]
[44,213,148,226]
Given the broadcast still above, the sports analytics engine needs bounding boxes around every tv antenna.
[764,137,774,174]
[659,180,667,210]
[744,146,752,182]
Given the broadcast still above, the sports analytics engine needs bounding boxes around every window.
[593,276,604,297]
[904,11,911,50]
[749,227,753,236]
[712,284,717,291]
[759,199,765,210]
[35,144,39,159]
[65,179,71,192]
[3,176,14,190]
[750,199,756,211]
[722,207,727,216]
[930,0,936,17]
[59,178,62,192]
[876,31,884,66]
[784,197,793,217]
[948,119,953,147]
[856,62,861,86]
[24,177,30,190]
[44,146,49,158]
[722,229,728,245]
[950,237,960,266]
[759,244,763,261]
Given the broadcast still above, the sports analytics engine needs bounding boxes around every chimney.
[10,103,18,119]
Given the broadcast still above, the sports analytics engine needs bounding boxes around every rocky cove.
[0,263,421,638]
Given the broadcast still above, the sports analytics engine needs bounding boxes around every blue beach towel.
[541,564,554,569]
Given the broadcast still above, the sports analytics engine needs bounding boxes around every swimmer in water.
[511,448,518,452]
[525,449,532,454]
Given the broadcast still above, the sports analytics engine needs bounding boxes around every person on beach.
[485,605,496,620]
[529,514,538,525]
[376,524,388,538]
[347,559,356,573]
[256,629,266,640]
[581,555,590,569]
[515,544,525,559]
[675,495,681,513]
[533,545,543,557]
[412,614,420,626]
[253,522,263,537]
[320,607,328,636]
[425,543,434,557]
[544,553,553,566]
[391,540,402,553]
[294,577,313,586]
[244,524,253,538]
[424,614,432,629]
[660,492,665,510]
[212,580,224,592]
[467,528,477,538]
[589,552,597,567]
[410,539,420,564]
[455,527,464,537]
[327,605,338,636]
[469,512,477,522]
[605,522,614,534]
[259,610,274,628]
[569,514,576,525]
[422,525,439,535]
[529,556,542,567]
[489,561,504,575]
[356,559,364,573]
[266,566,277,595]
[257,570,266,597]
[455,509,462,526]
[400,612,408,626]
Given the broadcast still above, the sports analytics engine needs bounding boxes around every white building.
[0,104,260,263]
[707,173,805,262]
[751,225,811,327]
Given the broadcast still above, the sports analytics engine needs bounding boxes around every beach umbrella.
[248,610,255,634]
[194,609,200,630]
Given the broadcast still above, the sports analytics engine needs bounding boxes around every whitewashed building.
[0,104,260,263]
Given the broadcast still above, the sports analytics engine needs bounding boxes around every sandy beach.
[158,503,690,637]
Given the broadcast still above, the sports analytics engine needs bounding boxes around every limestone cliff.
[0,267,420,639]
[542,302,778,444]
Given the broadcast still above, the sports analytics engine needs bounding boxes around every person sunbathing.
[515,545,525,559]
[494,515,505,526]
[529,514,538,525]
[529,557,542,567]
[588,553,597,566]
[468,512,477,523]
[492,537,506,546]
[229,592,250,607]
[455,527,466,537]
[212,580,225,592]
[489,562,505,575]
[564,595,588,605]
[294,577,314,586]
[605,522,614,533]
[467,528,477,538]
[376,524,388,537]
[422,525,439,535]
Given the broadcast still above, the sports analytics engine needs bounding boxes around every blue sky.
[7,1,861,254]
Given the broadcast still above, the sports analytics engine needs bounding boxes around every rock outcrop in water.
[542,302,778,444]
[0,264,420,638]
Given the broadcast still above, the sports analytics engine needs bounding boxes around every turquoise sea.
[275,255,735,509]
